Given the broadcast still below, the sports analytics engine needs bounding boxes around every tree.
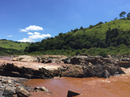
[114,17,117,20]
[127,12,130,18]
[80,26,83,29]
[119,11,126,18]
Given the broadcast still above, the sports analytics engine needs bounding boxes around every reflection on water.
[25,68,130,97]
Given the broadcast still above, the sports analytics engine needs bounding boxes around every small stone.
[7,79,12,84]
[41,86,48,92]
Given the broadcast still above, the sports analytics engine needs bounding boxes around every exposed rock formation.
[0,55,126,79]
[60,64,124,78]
[0,63,54,79]
[70,55,119,65]
[38,55,68,63]
[12,55,37,62]
[12,55,68,64]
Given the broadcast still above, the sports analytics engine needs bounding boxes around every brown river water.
[1,56,130,97]
[25,68,130,97]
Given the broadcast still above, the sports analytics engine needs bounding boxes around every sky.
[0,0,130,42]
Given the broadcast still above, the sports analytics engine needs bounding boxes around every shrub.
[99,50,107,57]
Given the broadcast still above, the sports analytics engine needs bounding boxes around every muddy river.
[25,72,130,97]
[1,56,130,97]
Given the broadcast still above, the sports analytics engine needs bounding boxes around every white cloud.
[7,35,13,37]
[28,32,33,35]
[20,25,44,32]
[18,32,51,42]
[29,32,51,39]
[18,38,33,42]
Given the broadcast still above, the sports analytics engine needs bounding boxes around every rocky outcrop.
[12,55,37,62]
[60,64,124,78]
[12,55,68,64]
[38,55,68,63]
[0,55,126,79]
[0,63,54,79]
[70,55,119,65]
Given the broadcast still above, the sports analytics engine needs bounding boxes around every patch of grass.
[0,40,30,51]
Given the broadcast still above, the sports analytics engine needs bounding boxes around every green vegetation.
[0,39,30,55]
[24,17,130,56]
[0,47,23,55]
[0,39,30,51]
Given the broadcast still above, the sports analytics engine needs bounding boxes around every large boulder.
[62,65,85,77]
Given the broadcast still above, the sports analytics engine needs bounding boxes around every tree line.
[24,28,130,54]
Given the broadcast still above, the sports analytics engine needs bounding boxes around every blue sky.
[0,0,130,42]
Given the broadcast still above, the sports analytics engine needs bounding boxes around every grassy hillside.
[69,19,130,38]
[0,39,30,51]
[24,18,130,56]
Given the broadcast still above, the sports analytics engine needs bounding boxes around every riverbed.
[1,56,130,97]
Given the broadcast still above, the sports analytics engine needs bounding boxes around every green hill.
[0,39,30,51]
[24,18,130,56]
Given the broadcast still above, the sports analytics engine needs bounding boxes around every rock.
[67,90,80,97]
[12,55,37,62]
[62,57,71,64]
[37,56,41,63]
[16,86,30,97]
[41,86,48,92]
[0,63,54,79]
[103,70,110,78]
[3,86,16,97]
[34,86,48,92]
[40,55,68,63]
[107,55,112,58]
[62,65,85,77]
[70,55,120,65]
[7,79,12,84]
[0,91,4,97]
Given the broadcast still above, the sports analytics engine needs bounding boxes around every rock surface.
[37,55,68,63]
[12,55,37,62]
[70,55,119,65]
[59,64,124,78]
[0,63,54,79]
